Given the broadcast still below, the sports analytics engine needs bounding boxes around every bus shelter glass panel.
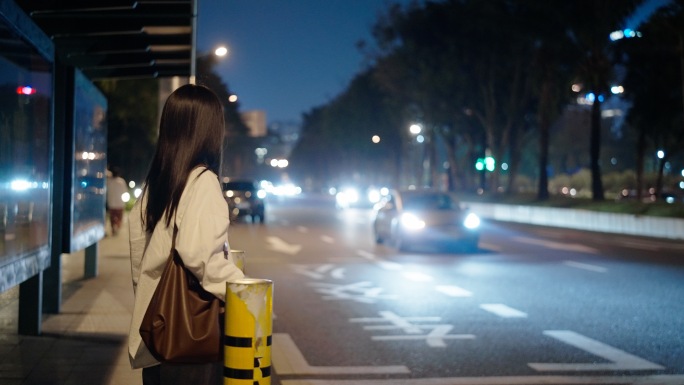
[0,22,52,291]
[67,70,107,252]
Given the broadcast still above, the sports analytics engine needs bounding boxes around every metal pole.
[224,278,273,385]
[189,0,198,84]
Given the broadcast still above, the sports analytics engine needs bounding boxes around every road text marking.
[310,281,397,303]
[351,311,475,348]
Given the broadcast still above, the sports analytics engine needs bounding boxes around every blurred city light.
[610,28,642,41]
[372,135,380,143]
[409,124,422,135]
[228,94,238,102]
[16,86,36,95]
[214,46,228,56]
[657,150,665,159]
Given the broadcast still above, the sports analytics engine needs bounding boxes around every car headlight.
[400,213,425,230]
[464,213,480,229]
[368,189,381,203]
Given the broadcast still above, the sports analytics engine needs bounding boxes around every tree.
[622,0,684,198]
[195,55,251,177]
[290,70,403,188]
[567,0,639,201]
[370,0,538,192]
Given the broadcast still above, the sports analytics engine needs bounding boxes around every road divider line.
[514,236,598,254]
[529,330,665,371]
[436,285,472,297]
[564,260,607,273]
[357,250,404,271]
[480,304,527,318]
[402,271,434,282]
[271,333,410,375]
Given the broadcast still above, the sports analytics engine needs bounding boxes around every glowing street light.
[214,46,228,57]
[409,124,422,135]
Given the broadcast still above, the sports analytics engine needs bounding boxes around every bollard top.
[227,278,272,285]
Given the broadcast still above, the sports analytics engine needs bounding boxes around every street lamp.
[191,45,230,84]
[214,46,228,57]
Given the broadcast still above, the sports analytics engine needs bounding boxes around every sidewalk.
[0,218,142,385]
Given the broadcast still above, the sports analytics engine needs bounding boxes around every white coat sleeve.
[175,172,245,301]
[128,196,147,293]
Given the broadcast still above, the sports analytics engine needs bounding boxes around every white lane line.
[281,374,684,384]
[435,285,472,297]
[356,250,403,270]
[480,304,527,318]
[402,271,434,282]
[514,236,598,254]
[272,333,410,375]
[378,261,403,270]
[564,260,607,273]
[321,235,335,244]
[620,240,662,251]
[529,330,665,371]
[297,226,308,233]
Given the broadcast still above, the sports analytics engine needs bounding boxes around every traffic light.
[484,156,495,172]
[475,158,485,171]
[475,156,495,172]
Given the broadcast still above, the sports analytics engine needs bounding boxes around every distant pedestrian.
[128,84,244,384]
[106,167,128,235]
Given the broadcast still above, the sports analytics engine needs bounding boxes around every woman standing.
[127,84,244,384]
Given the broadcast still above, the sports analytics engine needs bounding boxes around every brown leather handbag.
[139,225,224,363]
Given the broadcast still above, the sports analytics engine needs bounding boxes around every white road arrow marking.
[266,236,301,255]
[529,330,665,371]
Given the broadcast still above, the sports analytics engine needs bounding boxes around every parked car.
[222,179,266,223]
[373,189,481,252]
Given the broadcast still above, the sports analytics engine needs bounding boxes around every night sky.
[196,0,412,124]
[196,0,668,125]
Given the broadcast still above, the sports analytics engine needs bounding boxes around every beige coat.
[127,167,245,369]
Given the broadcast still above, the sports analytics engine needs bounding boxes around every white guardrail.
[464,202,684,241]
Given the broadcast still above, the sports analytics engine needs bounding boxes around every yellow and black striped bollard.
[224,278,273,385]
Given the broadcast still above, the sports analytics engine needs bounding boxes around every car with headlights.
[222,179,266,223]
[335,185,388,209]
[373,189,481,252]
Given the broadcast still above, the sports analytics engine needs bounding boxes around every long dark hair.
[142,84,225,232]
